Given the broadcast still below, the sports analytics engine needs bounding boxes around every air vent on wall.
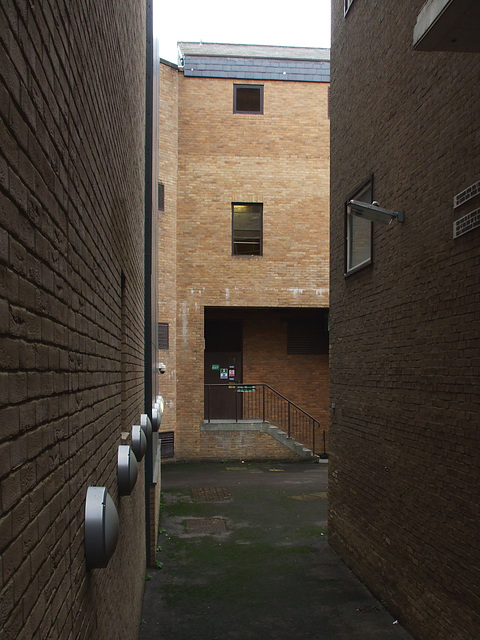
[158,322,169,349]
[160,431,174,459]
[453,208,480,239]
[453,181,480,208]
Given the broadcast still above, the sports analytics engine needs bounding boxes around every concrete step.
[266,424,313,459]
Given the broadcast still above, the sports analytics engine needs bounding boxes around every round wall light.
[84,487,119,569]
[131,424,147,461]
[117,445,138,496]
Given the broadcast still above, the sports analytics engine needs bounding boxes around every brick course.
[1,2,147,639]
[329,2,480,639]
[200,430,301,462]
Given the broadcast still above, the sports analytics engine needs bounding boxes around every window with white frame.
[346,180,372,273]
[344,0,355,16]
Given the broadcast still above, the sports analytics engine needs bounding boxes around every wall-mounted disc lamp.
[347,200,405,225]
[117,445,138,496]
[131,424,147,461]
[151,396,164,431]
[84,487,119,568]
[140,413,152,439]
[155,395,165,414]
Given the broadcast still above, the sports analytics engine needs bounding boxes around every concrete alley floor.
[138,462,415,640]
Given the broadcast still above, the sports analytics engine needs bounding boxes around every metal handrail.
[204,382,326,456]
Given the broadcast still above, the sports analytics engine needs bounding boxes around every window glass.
[234,85,263,114]
[232,203,263,255]
[346,182,372,273]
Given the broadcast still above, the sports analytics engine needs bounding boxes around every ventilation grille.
[454,181,480,208]
[287,318,328,355]
[158,322,169,349]
[192,487,231,503]
[160,431,174,459]
[453,209,480,239]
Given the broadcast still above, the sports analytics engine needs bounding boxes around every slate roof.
[177,42,330,83]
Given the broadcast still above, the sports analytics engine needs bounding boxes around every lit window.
[346,181,372,273]
[232,203,263,255]
[233,85,263,114]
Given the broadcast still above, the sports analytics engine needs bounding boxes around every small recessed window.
[287,313,329,355]
[232,203,263,255]
[346,180,373,274]
[233,85,263,114]
[158,183,165,212]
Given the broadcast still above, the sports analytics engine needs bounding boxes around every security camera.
[158,362,166,374]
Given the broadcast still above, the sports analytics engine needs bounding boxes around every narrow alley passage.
[138,462,415,640]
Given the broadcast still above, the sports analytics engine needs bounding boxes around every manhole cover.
[191,487,231,503]
[183,518,227,534]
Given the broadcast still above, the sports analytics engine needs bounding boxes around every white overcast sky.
[154,0,331,65]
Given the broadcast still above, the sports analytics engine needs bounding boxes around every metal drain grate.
[191,487,231,503]
[183,518,227,534]
[289,492,327,501]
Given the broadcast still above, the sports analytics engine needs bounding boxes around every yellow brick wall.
[159,67,330,460]
[157,62,178,433]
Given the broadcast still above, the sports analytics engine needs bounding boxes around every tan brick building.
[1,2,161,639]
[158,43,330,461]
[329,1,480,639]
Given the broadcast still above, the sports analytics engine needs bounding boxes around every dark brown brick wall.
[329,2,480,639]
[1,2,147,639]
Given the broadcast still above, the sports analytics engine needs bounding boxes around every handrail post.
[262,384,265,422]
[288,402,291,438]
[312,419,316,455]
[206,385,210,423]
[235,383,239,422]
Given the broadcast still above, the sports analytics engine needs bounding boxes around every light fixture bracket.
[347,200,405,225]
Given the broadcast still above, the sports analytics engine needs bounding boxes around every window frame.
[345,178,373,275]
[231,202,263,256]
[344,0,355,16]
[233,84,264,115]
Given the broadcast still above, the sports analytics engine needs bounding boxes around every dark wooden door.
[204,352,242,420]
